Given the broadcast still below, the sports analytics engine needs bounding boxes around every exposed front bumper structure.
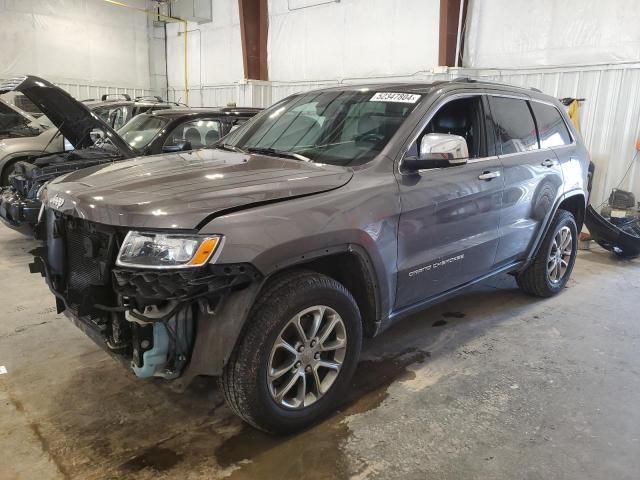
[0,187,40,234]
[32,208,263,390]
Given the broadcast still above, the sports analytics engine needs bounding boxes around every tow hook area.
[125,303,194,380]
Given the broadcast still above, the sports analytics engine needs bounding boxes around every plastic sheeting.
[0,0,154,90]
[268,0,440,81]
[464,0,640,68]
[165,0,243,103]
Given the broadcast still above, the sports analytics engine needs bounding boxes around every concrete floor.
[1,225,639,480]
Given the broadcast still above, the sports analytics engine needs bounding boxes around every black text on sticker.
[370,92,421,103]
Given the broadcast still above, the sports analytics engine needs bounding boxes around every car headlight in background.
[116,231,222,269]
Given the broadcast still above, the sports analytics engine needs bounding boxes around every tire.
[516,209,578,297]
[221,270,362,434]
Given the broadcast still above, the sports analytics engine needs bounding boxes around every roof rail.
[101,93,131,101]
[134,95,165,103]
[452,77,476,83]
[453,77,546,94]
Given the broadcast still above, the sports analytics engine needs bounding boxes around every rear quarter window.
[489,97,538,154]
[530,102,572,148]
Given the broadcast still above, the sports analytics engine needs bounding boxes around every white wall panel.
[268,0,440,81]
[464,0,640,68]
[165,0,243,102]
[0,0,155,91]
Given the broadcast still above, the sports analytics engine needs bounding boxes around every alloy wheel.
[267,305,347,409]
[547,225,573,284]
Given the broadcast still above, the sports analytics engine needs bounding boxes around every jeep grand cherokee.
[31,79,590,433]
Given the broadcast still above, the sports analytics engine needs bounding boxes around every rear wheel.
[517,209,578,297]
[221,270,362,434]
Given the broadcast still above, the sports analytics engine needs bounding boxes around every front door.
[395,95,503,309]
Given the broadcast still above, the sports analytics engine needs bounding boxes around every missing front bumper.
[0,187,40,234]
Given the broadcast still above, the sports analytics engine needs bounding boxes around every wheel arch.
[262,244,382,338]
[557,192,586,232]
[0,153,36,183]
[523,190,586,270]
[173,244,383,390]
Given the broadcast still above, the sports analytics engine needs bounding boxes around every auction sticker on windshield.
[369,92,421,103]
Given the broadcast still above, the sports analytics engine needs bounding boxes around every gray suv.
[31,79,590,433]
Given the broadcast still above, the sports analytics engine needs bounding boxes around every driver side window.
[422,96,487,159]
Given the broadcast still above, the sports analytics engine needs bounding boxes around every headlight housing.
[116,231,222,269]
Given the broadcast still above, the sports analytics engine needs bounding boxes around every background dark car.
[117,107,262,154]
[83,94,185,130]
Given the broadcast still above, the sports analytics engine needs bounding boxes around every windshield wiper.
[215,143,246,154]
[246,147,311,162]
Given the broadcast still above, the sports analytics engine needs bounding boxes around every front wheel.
[517,209,578,297]
[221,270,362,434]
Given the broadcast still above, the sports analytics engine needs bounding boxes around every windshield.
[0,100,42,137]
[222,90,421,166]
[117,114,169,150]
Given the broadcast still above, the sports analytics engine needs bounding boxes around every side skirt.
[382,261,524,331]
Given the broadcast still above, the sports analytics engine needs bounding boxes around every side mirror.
[162,140,192,153]
[402,133,469,172]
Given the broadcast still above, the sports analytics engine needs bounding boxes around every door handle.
[541,158,556,167]
[478,170,501,181]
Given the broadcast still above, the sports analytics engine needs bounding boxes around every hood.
[0,75,135,157]
[43,148,353,229]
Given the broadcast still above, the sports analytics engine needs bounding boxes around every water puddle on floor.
[215,347,431,479]
[120,446,184,473]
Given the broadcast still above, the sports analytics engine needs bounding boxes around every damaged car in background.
[0,97,43,140]
[0,75,260,234]
[31,79,591,434]
[0,98,62,185]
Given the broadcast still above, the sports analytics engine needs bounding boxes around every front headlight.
[116,231,222,269]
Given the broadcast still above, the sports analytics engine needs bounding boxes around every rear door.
[395,94,504,308]
[489,95,564,265]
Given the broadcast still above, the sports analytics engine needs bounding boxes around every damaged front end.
[31,208,261,387]
[0,149,123,233]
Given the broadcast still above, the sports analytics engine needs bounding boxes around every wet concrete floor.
[1,225,639,479]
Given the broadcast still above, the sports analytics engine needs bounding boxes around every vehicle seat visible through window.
[356,103,408,143]
[184,127,202,148]
[205,130,220,146]
[426,97,484,158]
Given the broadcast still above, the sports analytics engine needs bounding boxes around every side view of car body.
[33,79,590,434]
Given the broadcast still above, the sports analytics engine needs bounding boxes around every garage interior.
[1,0,640,479]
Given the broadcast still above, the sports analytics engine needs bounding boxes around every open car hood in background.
[0,75,136,157]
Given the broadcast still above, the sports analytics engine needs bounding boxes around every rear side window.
[530,102,572,148]
[489,97,538,154]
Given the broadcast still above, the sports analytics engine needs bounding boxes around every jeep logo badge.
[49,194,65,210]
